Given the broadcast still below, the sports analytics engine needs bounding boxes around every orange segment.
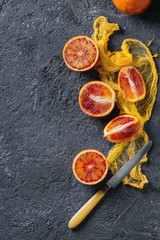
[118,66,146,102]
[63,36,99,72]
[72,149,108,185]
[79,81,116,117]
[104,115,140,143]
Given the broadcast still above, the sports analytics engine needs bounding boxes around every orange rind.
[113,0,151,15]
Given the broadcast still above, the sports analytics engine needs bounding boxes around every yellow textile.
[92,16,158,189]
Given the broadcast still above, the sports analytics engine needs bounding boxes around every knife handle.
[68,190,105,229]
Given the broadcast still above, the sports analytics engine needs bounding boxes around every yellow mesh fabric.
[92,16,158,189]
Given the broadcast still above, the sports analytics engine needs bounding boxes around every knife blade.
[68,140,152,229]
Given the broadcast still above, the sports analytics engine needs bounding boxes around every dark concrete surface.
[1,0,160,239]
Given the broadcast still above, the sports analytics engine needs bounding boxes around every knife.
[68,140,152,229]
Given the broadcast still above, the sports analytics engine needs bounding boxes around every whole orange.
[113,0,151,15]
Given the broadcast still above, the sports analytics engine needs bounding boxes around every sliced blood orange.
[104,114,140,143]
[72,149,108,185]
[118,66,146,102]
[63,36,99,72]
[79,81,116,117]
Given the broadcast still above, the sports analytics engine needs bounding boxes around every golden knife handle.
[68,190,105,229]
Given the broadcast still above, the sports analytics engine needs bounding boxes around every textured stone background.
[1,0,160,239]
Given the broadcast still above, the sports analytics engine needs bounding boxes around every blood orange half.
[104,114,140,143]
[79,81,116,117]
[118,66,146,102]
[72,149,108,185]
[63,36,99,72]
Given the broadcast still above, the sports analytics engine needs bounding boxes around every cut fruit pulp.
[63,36,99,72]
[104,114,140,143]
[72,149,108,185]
[118,66,146,102]
[79,81,116,117]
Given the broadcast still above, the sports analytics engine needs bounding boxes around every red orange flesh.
[72,149,108,185]
[104,115,140,143]
[79,81,116,117]
[63,36,99,72]
[118,66,146,102]
[113,0,151,15]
